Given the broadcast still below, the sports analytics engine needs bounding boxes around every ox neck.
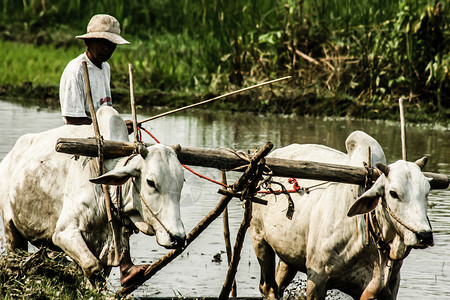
[367,210,391,254]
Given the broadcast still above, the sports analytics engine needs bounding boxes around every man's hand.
[125,120,134,135]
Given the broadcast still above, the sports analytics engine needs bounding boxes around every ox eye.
[389,190,399,199]
[147,179,156,189]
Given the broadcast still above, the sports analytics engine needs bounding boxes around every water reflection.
[0,100,448,299]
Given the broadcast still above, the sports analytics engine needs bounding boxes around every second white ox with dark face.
[250,131,433,299]
[0,107,185,280]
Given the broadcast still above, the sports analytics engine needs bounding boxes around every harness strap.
[368,209,391,253]
[114,154,138,227]
[379,199,420,234]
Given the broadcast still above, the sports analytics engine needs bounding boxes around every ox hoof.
[120,264,149,287]
[86,269,107,289]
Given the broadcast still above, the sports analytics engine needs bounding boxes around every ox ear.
[347,178,385,217]
[414,156,428,170]
[137,144,149,159]
[90,165,141,186]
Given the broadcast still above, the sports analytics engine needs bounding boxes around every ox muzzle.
[413,231,434,249]
[167,233,186,249]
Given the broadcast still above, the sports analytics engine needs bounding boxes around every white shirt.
[59,52,112,121]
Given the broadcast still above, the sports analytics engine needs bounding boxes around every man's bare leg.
[119,250,149,286]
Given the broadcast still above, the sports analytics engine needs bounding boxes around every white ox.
[250,131,433,299]
[0,106,185,284]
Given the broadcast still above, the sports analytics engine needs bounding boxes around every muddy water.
[0,100,448,299]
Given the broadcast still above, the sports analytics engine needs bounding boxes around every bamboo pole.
[365,146,372,246]
[399,97,407,161]
[137,76,291,124]
[82,61,121,265]
[221,171,237,297]
[129,63,139,143]
[116,142,273,298]
[219,198,252,300]
[82,61,102,149]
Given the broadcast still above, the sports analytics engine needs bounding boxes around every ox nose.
[169,234,186,249]
[415,231,434,248]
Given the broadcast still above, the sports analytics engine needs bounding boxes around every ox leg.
[275,261,297,296]
[119,229,149,287]
[52,225,102,279]
[252,239,278,299]
[384,260,401,299]
[3,219,28,252]
[306,269,327,300]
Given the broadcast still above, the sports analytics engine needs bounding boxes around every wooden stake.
[82,61,102,151]
[129,63,139,143]
[219,198,252,300]
[399,97,407,161]
[365,146,372,246]
[221,171,237,297]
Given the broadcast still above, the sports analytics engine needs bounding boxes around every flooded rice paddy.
[0,100,448,299]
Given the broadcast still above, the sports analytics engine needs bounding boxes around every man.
[60,14,128,126]
[59,14,145,286]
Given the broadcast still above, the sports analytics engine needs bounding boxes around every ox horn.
[137,143,148,159]
[414,156,428,170]
[376,162,390,177]
[171,144,182,157]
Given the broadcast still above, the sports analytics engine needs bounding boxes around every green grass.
[1,40,83,86]
[0,248,109,299]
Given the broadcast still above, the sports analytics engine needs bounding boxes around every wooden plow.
[54,136,450,299]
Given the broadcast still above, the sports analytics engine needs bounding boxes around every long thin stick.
[82,61,101,148]
[138,76,292,124]
[221,171,237,297]
[219,199,252,300]
[399,97,407,161]
[129,63,139,143]
[82,61,121,265]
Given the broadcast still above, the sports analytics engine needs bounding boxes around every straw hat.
[76,14,129,45]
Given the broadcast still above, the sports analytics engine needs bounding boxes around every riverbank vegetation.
[1,0,448,124]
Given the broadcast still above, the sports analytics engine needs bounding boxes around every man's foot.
[120,264,149,287]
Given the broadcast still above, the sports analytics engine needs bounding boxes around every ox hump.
[345,131,386,166]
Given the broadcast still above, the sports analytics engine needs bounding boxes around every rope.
[140,125,230,188]
[140,126,161,144]
[368,210,391,253]
[379,198,420,234]
[182,165,229,188]
[131,178,174,237]
[257,179,330,194]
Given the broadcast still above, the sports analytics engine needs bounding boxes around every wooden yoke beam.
[55,138,449,190]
